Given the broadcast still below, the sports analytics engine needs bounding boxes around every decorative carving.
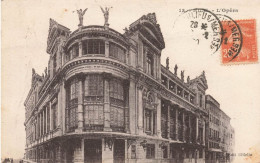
[105,138,114,150]
[140,140,147,149]
[159,141,168,148]
[127,139,136,149]
[147,13,157,24]
[137,83,143,90]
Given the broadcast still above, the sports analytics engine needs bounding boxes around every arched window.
[110,78,125,131]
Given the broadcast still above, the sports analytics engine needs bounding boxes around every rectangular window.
[177,86,183,96]
[84,105,104,126]
[200,94,203,107]
[161,104,168,138]
[70,78,79,100]
[169,80,176,92]
[161,75,168,87]
[146,54,154,76]
[83,40,105,55]
[184,91,189,100]
[190,96,194,104]
[85,75,104,97]
[145,109,152,132]
[109,42,126,62]
[146,144,155,159]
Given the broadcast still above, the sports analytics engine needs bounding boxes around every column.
[167,103,171,139]
[157,95,161,137]
[157,55,161,80]
[49,102,53,131]
[143,47,147,73]
[203,120,206,145]
[137,40,143,70]
[102,138,113,163]
[129,78,136,134]
[103,73,112,132]
[39,112,42,137]
[189,114,192,143]
[36,115,39,139]
[124,140,128,160]
[43,110,45,135]
[45,107,48,134]
[196,117,199,143]
[79,139,84,162]
[77,75,84,132]
[78,42,82,57]
[137,84,143,134]
[182,111,185,142]
[105,40,109,57]
[174,107,178,141]
[61,81,66,134]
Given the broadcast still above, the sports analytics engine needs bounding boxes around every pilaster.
[105,40,109,57]
[137,84,143,135]
[182,111,185,142]
[129,77,136,134]
[76,74,84,133]
[196,117,199,143]
[124,80,130,133]
[167,103,171,139]
[78,42,82,57]
[175,107,178,141]
[49,102,53,131]
[156,94,161,138]
[103,73,112,132]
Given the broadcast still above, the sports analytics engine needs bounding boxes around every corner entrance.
[114,139,125,163]
[85,139,102,163]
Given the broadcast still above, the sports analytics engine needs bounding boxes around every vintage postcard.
[1,0,260,163]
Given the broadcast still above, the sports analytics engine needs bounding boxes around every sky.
[2,0,260,162]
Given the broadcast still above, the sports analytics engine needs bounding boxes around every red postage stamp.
[221,19,258,65]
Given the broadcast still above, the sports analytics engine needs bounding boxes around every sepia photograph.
[1,0,260,163]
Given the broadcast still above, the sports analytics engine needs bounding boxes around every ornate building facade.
[23,12,234,163]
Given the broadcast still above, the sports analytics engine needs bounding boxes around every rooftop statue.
[75,8,88,27]
[100,6,112,26]
[174,64,178,75]
[166,57,169,69]
[181,70,185,81]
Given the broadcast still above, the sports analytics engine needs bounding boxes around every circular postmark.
[216,14,243,62]
[173,8,223,54]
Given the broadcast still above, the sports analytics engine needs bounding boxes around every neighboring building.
[23,12,234,163]
[205,95,235,163]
